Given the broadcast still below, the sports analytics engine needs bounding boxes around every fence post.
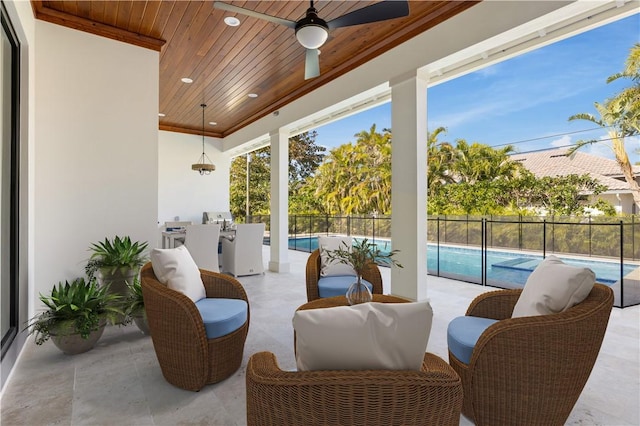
[620,220,624,307]
[372,215,376,244]
[543,219,547,258]
[482,218,487,286]
[293,215,297,251]
[437,217,440,277]
[466,214,469,246]
[589,215,591,257]
[551,218,555,254]
[519,214,523,250]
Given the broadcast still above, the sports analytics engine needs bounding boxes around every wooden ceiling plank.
[115,1,133,30]
[158,1,190,60]
[158,3,227,124]
[102,0,119,27]
[89,0,105,23]
[76,1,91,17]
[158,1,209,73]
[159,1,301,127]
[127,1,149,34]
[138,1,164,37]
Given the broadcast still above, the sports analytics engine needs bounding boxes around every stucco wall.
[33,21,159,299]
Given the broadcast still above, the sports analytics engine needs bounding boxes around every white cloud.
[550,135,572,148]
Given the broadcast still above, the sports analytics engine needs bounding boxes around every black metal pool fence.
[249,214,639,308]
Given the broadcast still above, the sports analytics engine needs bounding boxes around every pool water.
[288,236,638,286]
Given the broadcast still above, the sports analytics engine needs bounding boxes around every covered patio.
[2,247,639,425]
[2,0,639,422]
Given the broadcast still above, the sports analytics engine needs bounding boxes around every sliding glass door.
[1,2,19,361]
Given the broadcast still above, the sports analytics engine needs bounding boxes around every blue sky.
[314,13,640,163]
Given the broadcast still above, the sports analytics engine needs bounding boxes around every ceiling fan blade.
[213,1,296,29]
[304,49,320,80]
[327,0,409,30]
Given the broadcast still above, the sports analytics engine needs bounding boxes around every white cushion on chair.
[318,236,357,277]
[293,301,433,371]
[512,255,595,318]
[150,245,206,303]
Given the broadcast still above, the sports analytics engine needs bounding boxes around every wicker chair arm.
[200,269,249,302]
[362,261,383,295]
[246,351,462,426]
[466,289,522,320]
[305,250,322,301]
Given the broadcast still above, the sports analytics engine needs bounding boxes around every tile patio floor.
[1,248,638,425]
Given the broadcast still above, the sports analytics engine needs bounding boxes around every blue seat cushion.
[447,316,499,365]
[194,298,248,339]
[318,275,373,298]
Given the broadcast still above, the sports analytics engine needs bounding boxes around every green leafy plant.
[86,235,148,281]
[323,238,403,278]
[124,276,145,318]
[26,278,123,345]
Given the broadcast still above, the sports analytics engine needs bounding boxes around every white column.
[269,129,290,272]
[390,71,428,301]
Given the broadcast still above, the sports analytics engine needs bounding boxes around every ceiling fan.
[213,1,410,80]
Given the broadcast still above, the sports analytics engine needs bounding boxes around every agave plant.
[124,276,145,317]
[86,235,148,280]
[26,278,123,345]
[124,276,150,335]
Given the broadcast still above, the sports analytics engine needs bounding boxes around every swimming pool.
[287,236,638,287]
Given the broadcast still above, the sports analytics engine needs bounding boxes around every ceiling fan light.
[295,24,328,49]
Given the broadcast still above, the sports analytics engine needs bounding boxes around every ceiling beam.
[31,1,166,52]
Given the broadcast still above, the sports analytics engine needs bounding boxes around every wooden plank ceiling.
[31,1,478,138]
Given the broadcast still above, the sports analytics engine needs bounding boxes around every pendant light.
[192,103,215,175]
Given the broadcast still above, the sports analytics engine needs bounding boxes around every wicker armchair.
[448,284,614,426]
[305,249,383,302]
[140,262,249,391]
[246,351,463,426]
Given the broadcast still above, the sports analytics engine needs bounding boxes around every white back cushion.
[318,236,357,277]
[150,245,206,303]
[293,301,433,371]
[512,255,595,318]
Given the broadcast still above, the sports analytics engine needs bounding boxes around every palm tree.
[308,124,392,215]
[427,127,456,196]
[569,43,640,207]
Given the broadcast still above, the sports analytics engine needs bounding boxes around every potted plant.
[323,238,403,305]
[25,278,123,355]
[86,236,148,322]
[124,277,150,335]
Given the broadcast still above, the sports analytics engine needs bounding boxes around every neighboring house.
[511,148,640,215]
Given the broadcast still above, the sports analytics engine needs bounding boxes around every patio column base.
[269,261,290,273]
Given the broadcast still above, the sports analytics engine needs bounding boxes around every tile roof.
[510,148,640,192]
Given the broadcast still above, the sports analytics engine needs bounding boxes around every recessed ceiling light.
[158,113,165,117]
[224,16,240,27]
[248,93,258,98]
[181,77,193,83]
[209,121,217,126]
